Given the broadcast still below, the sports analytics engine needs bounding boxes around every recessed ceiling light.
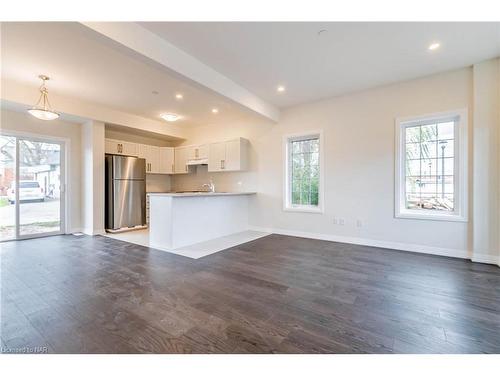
[152,90,159,95]
[317,29,328,37]
[160,113,180,122]
[175,93,183,100]
[277,85,286,93]
[211,108,219,114]
[428,42,440,51]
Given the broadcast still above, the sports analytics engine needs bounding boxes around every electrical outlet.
[333,217,338,225]
[339,218,345,226]
[356,219,363,227]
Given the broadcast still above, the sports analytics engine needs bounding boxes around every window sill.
[284,205,323,214]
[395,210,467,222]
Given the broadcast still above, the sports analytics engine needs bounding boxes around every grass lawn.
[0,197,9,207]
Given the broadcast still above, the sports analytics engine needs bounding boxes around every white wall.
[173,68,475,259]
[81,120,105,235]
[0,109,82,232]
[472,58,500,265]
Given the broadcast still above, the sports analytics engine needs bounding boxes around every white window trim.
[394,109,468,222]
[283,130,324,214]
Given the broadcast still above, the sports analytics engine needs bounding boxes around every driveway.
[0,199,60,226]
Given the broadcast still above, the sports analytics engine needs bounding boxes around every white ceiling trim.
[1,79,187,140]
[80,22,280,122]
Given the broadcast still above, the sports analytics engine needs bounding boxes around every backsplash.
[171,165,257,192]
[146,174,171,192]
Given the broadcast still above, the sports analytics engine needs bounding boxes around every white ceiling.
[3,22,499,129]
[1,22,262,128]
[141,22,500,108]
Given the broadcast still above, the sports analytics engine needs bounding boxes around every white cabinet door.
[208,142,226,172]
[121,142,138,157]
[174,147,190,174]
[146,145,160,174]
[208,139,247,172]
[225,139,241,171]
[186,145,197,160]
[105,139,137,156]
[137,144,147,159]
[190,144,208,160]
[159,147,175,174]
[105,139,121,155]
[197,144,208,159]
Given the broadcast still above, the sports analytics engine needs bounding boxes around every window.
[283,131,323,213]
[395,110,468,221]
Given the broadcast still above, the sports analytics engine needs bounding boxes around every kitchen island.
[148,192,256,250]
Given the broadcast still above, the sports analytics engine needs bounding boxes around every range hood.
[186,158,208,166]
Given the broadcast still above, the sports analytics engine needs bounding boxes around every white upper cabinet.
[208,138,248,172]
[208,142,226,172]
[137,144,163,174]
[146,145,160,174]
[159,147,175,174]
[105,137,248,175]
[105,139,138,156]
[174,147,191,174]
[188,144,208,160]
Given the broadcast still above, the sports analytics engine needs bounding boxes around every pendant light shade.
[28,75,59,120]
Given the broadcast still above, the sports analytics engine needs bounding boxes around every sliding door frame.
[1,130,70,241]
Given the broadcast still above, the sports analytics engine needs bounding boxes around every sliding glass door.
[0,134,65,241]
[0,135,17,241]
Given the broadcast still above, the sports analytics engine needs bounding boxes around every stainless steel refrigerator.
[105,154,146,232]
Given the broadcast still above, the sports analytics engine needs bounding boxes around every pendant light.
[27,75,60,120]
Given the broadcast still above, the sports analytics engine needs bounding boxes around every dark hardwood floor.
[1,234,499,354]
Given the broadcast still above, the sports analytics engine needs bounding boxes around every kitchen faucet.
[202,180,216,193]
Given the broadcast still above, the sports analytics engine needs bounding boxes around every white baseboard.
[249,226,499,266]
[471,253,500,266]
[81,228,106,236]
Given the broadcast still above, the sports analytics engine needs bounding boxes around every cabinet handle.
[221,160,225,170]
[195,148,199,158]
[185,165,187,172]
[171,164,174,173]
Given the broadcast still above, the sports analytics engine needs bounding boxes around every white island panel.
[149,193,254,250]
